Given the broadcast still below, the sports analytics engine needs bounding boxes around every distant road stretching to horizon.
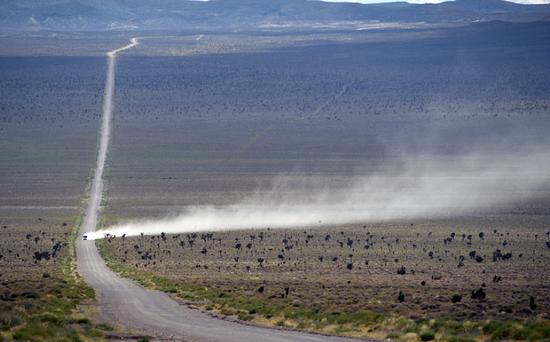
[74,37,363,341]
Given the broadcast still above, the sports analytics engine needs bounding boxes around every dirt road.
[75,38,363,341]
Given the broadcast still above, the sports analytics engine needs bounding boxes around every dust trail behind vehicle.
[86,150,550,240]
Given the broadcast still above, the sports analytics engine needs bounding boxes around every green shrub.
[420,331,435,341]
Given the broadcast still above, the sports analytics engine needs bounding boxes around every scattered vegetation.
[3,23,550,342]
[98,220,550,341]
[0,216,105,341]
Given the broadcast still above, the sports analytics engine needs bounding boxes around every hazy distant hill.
[1,0,549,31]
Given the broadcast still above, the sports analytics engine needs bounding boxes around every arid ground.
[97,24,549,341]
[0,124,109,339]
[100,217,550,339]
[1,23,550,341]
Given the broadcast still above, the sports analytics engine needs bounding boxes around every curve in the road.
[75,38,366,341]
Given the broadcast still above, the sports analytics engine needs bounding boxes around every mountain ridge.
[1,0,549,31]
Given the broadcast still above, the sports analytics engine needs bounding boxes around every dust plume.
[85,150,549,240]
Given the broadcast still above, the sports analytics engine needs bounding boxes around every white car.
[82,235,88,241]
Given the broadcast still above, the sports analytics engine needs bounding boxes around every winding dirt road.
[75,38,364,341]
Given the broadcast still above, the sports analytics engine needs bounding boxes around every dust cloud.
[85,149,549,240]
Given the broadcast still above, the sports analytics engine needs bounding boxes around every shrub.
[420,331,436,341]
[471,288,486,300]
[451,294,463,303]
